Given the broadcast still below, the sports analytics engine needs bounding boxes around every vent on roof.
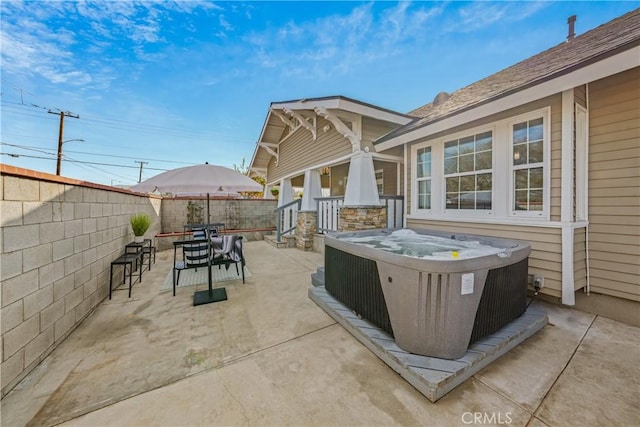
[567,15,577,41]
[433,92,450,106]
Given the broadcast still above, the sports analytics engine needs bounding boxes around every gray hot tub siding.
[324,228,531,359]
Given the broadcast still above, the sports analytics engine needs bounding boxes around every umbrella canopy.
[130,163,263,195]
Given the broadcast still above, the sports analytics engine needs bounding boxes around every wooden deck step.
[309,286,548,402]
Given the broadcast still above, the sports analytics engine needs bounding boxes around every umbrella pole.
[193,193,227,306]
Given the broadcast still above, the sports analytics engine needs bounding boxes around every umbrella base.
[193,288,227,306]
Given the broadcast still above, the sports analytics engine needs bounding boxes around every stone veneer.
[295,211,317,251]
[338,206,387,232]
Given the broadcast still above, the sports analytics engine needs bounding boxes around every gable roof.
[249,95,412,177]
[376,8,640,146]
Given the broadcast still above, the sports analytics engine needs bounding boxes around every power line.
[1,142,199,165]
[0,152,170,171]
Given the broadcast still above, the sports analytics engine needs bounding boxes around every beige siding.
[267,117,351,183]
[405,219,564,297]
[574,228,587,291]
[330,163,350,196]
[362,117,399,146]
[373,160,399,195]
[587,67,640,302]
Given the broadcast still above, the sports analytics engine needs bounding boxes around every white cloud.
[450,1,548,33]
[245,2,443,80]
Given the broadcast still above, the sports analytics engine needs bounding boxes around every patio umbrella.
[131,163,263,306]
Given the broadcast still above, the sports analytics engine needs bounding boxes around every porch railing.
[276,198,301,241]
[315,195,404,233]
[316,197,344,234]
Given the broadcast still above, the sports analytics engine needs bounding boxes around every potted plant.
[130,214,151,243]
[270,187,279,199]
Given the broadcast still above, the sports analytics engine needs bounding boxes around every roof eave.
[376,42,640,150]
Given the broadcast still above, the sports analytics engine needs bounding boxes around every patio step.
[309,286,548,402]
[311,267,325,287]
[264,233,296,249]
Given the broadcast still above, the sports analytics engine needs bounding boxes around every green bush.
[130,214,152,236]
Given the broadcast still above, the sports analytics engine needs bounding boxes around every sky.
[1,1,637,186]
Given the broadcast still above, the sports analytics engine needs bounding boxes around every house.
[249,96,412,249]
[249,9,639,318]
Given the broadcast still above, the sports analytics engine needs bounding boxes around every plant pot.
[134,235,144,243]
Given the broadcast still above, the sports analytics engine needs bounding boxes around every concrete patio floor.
[1,241,638,426]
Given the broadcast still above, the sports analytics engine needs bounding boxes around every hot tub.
[324,228,531,359]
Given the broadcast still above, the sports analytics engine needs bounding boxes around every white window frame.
[410,107,552,222]
[413,145,434,213]
[508,108,551,219]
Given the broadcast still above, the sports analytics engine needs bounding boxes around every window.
[375,169,384,195]
[512,118,544,211]
[416,147,432,209]
[444,131,493,210]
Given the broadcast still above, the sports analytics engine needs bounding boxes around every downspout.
[585,82,591,296]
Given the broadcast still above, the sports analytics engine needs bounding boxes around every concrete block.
[102,204,113,216]
[1,269,39,308]
[64,287,83,313]
[82,218,97,234]
[54,311,75,341]
[73,235,90,254]
[74,298,91,323]
[39,260,65,288]
[39,222,65,244]
[52,238,74,261]
[64,252,83,276]
[63,185,82,202]
[74,265,91,288]
[1,348,24,390]
[3,224,39,252]
[22,243,52,273]
[40,299,64,330]
[61,202,74,221]
[1,300,23,334]
[0,201,23,226]
[90,203,102,218]
[83,276,99,299]
[82,187,99,203]
[24,326,54,367]
[40,181,65,202]
[89,230,104,248]
[64,219,83,239]
[96,217,109,232]
[1,250,22,281]
[24,286,53,319]
[23,201,53,225]
[3,176,38,201]
[53,275,74,301]
[81,248,97,269]
[3,314,39,358]
[74,203,91,219]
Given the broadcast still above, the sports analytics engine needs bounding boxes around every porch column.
[264,184,275,200]
[340,149,386,231]
[277,178,293,207]
[296,169,322,251]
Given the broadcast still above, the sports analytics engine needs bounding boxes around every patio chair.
[172,238,210,296]
[210,235,245,284]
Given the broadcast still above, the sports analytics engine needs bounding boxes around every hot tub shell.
[325,228,531,359]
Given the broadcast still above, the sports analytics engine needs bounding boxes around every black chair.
[172,238,210,296]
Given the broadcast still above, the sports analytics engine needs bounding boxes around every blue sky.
[1,1,636,186]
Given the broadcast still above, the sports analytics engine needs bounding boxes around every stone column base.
[339,206,387,231]
[296,211,317,251]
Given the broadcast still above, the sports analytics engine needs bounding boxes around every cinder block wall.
[0,169,161,397]
[160,198,277,233]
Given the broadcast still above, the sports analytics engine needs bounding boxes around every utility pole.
[135,161,148,183]
[48,110,80,175]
